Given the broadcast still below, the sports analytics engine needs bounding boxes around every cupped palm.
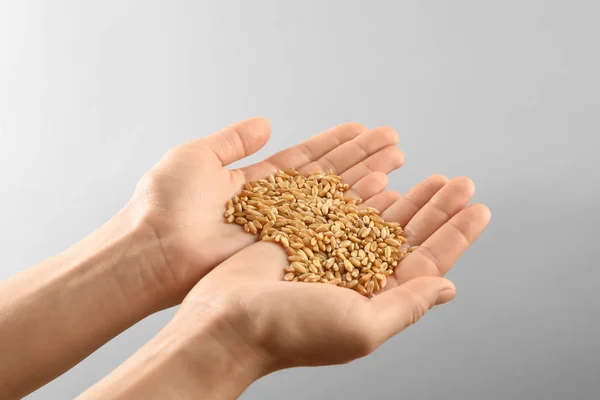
[181,172,491,368]
[130,117,404,302]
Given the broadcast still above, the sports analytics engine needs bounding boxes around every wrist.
[99,204,176,311]
[122,196,202,308]
[170,304,274,397]
[59,203,177,317]
[80,303,272,400]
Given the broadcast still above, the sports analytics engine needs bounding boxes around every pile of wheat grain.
[224,169,416,296]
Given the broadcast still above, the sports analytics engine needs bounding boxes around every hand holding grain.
[129,117,404,305]
[176,174,491,370]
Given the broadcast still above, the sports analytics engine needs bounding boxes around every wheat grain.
[224,168,415,297]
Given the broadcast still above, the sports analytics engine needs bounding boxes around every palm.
[183,173,490,368]
[184,241,374,367]
[132,118,404,299]
[229,282,371,367]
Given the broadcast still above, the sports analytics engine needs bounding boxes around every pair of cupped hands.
[86,117,490,397]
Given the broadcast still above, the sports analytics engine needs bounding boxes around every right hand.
[177,174,490,370]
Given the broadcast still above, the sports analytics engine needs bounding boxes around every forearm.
[0,206,170,399]
[78,307,270,400]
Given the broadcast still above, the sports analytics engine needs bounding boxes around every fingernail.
[436,287,456,305]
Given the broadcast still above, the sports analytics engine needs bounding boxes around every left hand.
[128,117,404,305]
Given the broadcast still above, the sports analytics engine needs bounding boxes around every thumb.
[369,276,456,343]
[199,117,272,166]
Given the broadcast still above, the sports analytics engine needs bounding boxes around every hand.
[129,117,404,305]
[179,174,491,370]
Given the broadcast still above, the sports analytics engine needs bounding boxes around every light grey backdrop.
[1,1,599,399]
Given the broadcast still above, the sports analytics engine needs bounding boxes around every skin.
[80,175,491,399]
[132,117,405,305]
[0,117,406,399]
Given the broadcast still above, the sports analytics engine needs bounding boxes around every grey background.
[1,0,598,399]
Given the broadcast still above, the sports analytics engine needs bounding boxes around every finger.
[298,126,399,176]
[243,123,367,180]
[210,241,288,281]
[371,174,448,221]
[345,172,388,202]
[198,117,272,166]
[340,146,404,186]
[360,191,402,213]
[395,204,491,284]
[401,176,475,245]
[367,276,456,344]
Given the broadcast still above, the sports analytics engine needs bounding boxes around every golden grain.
[224,169,415,296]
